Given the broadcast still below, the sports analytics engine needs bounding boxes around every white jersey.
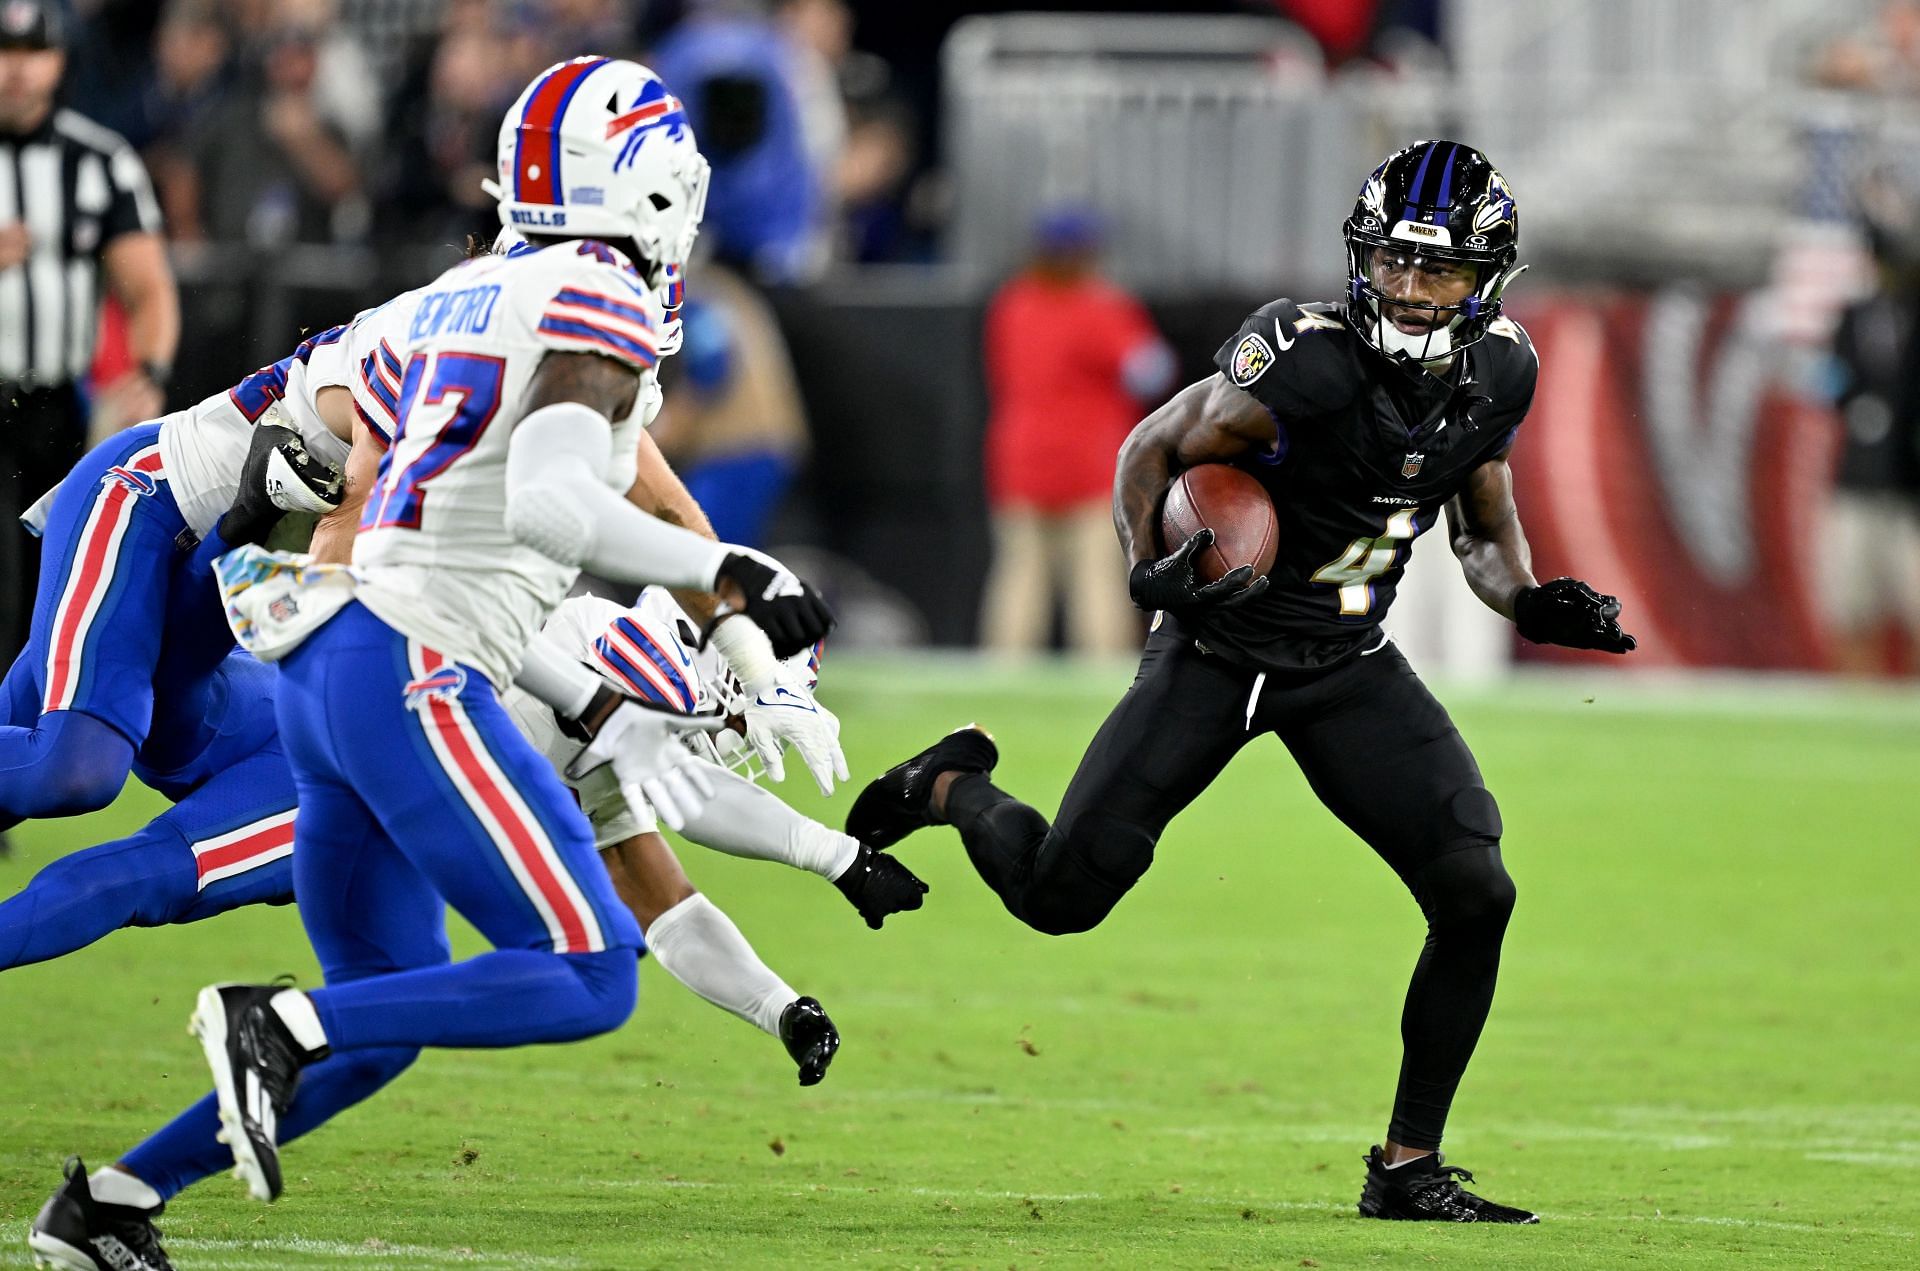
[155,328,354,536]
[504,590,716,847]
[348,240,666,687]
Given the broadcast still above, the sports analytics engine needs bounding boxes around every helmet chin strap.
[1374,310,1456,367]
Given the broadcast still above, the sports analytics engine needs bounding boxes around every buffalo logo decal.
[102,466,157,497]
[404,665,468,712]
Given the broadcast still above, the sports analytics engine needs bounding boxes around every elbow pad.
[504,479,596,566]
[505,401,613,566]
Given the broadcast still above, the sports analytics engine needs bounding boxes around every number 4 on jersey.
[1311,508,1417,616]
[363,352,507,531]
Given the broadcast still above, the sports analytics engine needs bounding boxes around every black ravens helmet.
[1343,140,1525,368]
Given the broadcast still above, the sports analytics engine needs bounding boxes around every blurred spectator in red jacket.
[979,207,1174,656]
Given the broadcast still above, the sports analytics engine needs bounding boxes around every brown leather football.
[1159,464,1279,583]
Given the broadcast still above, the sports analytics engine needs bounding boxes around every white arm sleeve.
[512,635,600,718]
[505,401,732,590]
[676,764,860,880]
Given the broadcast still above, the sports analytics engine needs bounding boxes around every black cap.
[0,0,64,51]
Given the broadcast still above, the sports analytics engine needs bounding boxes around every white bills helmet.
[486,57,709,289]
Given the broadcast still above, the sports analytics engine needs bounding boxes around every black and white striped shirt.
[0,107,162,387]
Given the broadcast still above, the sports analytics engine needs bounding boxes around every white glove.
[740,656,848,796]
[565,698,729,831]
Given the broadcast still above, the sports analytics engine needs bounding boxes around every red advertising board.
[1505,293,1839,670]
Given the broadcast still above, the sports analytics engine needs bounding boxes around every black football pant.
[945,626,1514,1150]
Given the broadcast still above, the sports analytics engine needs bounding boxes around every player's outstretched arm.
[1113,374,1278,609]
[1448,456,1636,653]
[507,350,731,588]
[509,351,833,657]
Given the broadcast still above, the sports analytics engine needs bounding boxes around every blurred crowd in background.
[12,0,1920,674]
[54,0,1450,270]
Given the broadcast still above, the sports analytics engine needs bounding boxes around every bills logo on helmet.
[102,466,157,497]
[1231,332,1275,386]
[404,665,468,711]
[608,79,690,172]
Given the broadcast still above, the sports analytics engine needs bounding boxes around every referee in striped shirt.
[0,0,179,662]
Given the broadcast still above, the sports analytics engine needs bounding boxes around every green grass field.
[1,659,1916,1269]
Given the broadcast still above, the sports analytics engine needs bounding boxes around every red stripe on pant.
[195,820,295,885]
[419,649,592,952]
[44,449,164,710]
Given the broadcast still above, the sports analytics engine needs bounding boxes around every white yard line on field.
[583,1178,1918,1241]
[0,1223,571,1269]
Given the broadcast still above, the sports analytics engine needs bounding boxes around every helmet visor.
[1361,245,1482,337]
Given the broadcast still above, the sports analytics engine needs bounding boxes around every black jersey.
[1178,298,1537,672]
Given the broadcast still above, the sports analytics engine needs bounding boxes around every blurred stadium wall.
[152,0,1906,673]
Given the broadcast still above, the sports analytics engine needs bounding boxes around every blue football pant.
[274,604,643,1051]
[117,603,644,1201]
[0,743,297,970]
[0,423,245,820]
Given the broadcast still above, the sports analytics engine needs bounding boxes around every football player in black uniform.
[848,141,1636,1224]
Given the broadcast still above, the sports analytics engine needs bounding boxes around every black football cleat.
[779,996,841,1086]
[189,983,324,1202]
[1357,1146,1539,1223]
[831,844,929,929]
[217,422,341,546]
[28,1157,172,1271]
[844,725,998,850]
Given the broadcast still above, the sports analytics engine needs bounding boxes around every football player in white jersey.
[308,223,852,803]
[21,586,899,1271]
[25,62,836,1268]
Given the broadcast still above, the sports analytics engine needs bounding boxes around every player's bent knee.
[1414,844,1516,936]
[559,947,640,1038]
[1020,815,1154,936]
[1020,891,1121,937]
[10,713,134,817]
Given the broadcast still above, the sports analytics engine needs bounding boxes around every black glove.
[217,423,343,547]
[714,550,836,658]
[1128,528,1269,613]
[1513,577,1637,653]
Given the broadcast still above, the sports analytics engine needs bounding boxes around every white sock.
[89,1167,161,1211]
[644,893,797,1037]
[678,766,859,879]
[1384,1152,1435,1170]
[269,988,329,1055]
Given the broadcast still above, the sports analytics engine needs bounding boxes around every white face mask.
[1372,308,1457,368]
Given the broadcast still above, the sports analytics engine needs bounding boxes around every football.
[1159,464,1279,583]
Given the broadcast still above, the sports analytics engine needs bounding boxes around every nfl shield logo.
[1401,452,1424,478]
